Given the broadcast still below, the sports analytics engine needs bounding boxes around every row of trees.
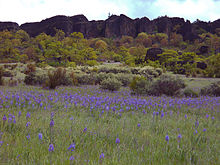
[0,29,220,77]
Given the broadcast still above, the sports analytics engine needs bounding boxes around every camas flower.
[115,138,120,144]
[165,135,169,143]
[99,153,104,159]
[49,144,54,152]
[69,156,75,160]
[2,115,7,121]
[68,143,75,151]
[38,133,43,140]
[50,119,54,127]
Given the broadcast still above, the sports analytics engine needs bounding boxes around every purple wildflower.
[83,127,87,132]
[26,134,30,140]
[99,153,104,159]
[26,122,31,127]
[2,115,7,121]
[26,112,31,119]
[165,135,169,143]
[50,119,54,127]
[49,144,54,152]
[115,138,120,144]
[18,111,21,117]
[195,120,199,128]
[137,123,141,127]
[38,133,43,140]
[203,128,207,132]
[69,156,75,160]
[68,143,75,151]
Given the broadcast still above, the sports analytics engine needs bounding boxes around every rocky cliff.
[0,14,219,41]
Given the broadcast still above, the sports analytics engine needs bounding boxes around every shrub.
[25,63,36,75]
[45,67,66,89]
[129,76,152,95]
[86,60,98,66]
[200,81,220,96]
[3,69,14,77]
[66,62,76,68]
[100,77,122,91]
[69,72,79,86]
[183,88,199,97]
[150,74,186,96]
[0,67,4,85]
[24,72,36,85]
[115,73,133,86]
[8,78,18,87]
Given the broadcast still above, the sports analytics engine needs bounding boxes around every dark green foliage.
[100,77,122,91]
[45,67,66,89]
[183,88,199,97]
[129,76,152,95]
[200,81,220,96]
[150,74,186,96]
[0,67,4,85]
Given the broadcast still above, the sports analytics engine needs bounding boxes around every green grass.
[184,77,220,91]
[0,86,219,164]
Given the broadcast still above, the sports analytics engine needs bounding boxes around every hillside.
[0,14,220,78]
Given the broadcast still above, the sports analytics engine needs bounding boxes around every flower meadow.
[0,86,219,164]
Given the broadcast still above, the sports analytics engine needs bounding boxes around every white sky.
[0,0,219,25]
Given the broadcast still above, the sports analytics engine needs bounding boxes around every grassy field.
[0,85,220,164]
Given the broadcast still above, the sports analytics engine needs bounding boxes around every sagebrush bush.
[129,76,152,95]
[44,67,66,89]
[100,77,122,91]
[115,73,133,86]
[183,88,199,97]
[69,72,79,86]
[150,74,186,96]
[200,81,220,96]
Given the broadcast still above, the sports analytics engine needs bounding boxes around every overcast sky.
[0,0,220,25]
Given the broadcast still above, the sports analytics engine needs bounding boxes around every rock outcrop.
[0,14,219,41]
[0,22,20,31]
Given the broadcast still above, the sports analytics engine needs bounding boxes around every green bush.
[200,81,220,96]
[183,88,199,97]
[100,77,122,91]
[86,60,98,66]
[129,76,152,95]
[150,74,186,96]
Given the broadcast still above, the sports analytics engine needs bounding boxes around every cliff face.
[0,14,219,41]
